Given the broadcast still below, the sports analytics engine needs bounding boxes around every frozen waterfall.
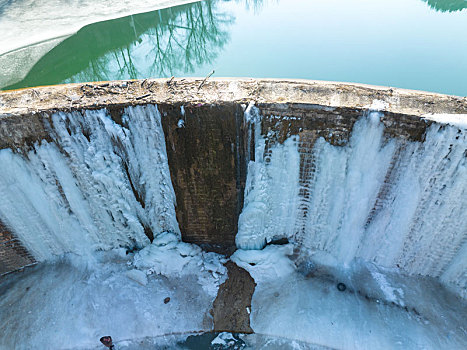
[0,101,465,296]
[0,105,179,261]
[237,105,467,296]
[0,96,466,349]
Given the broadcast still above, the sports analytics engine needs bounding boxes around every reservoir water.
[1,0,466,96]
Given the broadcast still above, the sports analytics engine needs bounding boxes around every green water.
[2,0,467,96]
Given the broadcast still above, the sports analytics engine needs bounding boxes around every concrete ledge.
[1,78,466,118]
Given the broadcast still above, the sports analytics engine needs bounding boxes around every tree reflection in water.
[5,0,249,89]
[422,0,467,12]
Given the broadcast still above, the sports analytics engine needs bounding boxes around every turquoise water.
[2,0,467,96]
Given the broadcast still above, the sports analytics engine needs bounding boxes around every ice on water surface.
[0,0,198,57]
[232,245,467,349]
[0,246,227,350]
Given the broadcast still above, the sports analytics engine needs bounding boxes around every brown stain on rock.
[0,112,51,152]
[212,261,256,333]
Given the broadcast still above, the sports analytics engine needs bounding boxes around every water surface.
[2,0,466,96]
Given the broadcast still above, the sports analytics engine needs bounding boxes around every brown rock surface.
[0,220,35,275]
[160,103,247,250]
[212,261,256,333]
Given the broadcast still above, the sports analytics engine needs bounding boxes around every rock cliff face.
[0,79,465,298]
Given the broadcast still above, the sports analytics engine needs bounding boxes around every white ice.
[211,332,238,346]
[132,232,227,297]
[0,244,227,350]
[0,0,199,88]
[232,245,467,350]
[423,113,467,129]
[236,104,301,250]
[237,106,467,297]
[0,105,178,261]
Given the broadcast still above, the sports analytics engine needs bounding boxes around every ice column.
[236,105,300,249]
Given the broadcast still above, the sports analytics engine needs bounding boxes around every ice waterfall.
[0,101,465,296]
[237,106,467,295]
[0,105,179,261]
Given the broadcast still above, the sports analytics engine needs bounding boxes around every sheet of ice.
[0,0,198,56]
[0,246,226,350]
[0,0,200,88]
[0,37,65,88]
[237,106,467,296]
[211,332,238,346]
[0,104,178,261]
[82,332,329,349]
[232,246,467,350]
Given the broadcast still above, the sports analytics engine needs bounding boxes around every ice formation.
[237,106,467,296]
[236,104,301,249]
[132,232,227,296]
[0,0,198,88]
[0,246,226,350]
[0,100,465,348]
[232,245,467,350]
[0,0,198,56]
[0,105,179,261]
[423,113,467,129]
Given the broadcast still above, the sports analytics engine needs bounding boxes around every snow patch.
[132,232,227,296]
[367,99,389,111]
[232,244,295,283]
[423,113,467,129]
